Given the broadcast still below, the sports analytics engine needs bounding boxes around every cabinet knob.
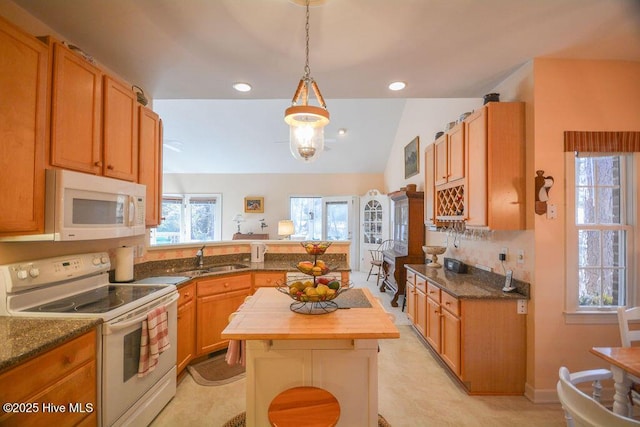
[224,282,229,287]
[63,355,73,365]
[184,292,190,298]
[107,165,114,170]
[94,161,102,167]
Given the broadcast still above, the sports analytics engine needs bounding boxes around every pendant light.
[285,0,329,163]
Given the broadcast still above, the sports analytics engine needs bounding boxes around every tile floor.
[151,271,566,426]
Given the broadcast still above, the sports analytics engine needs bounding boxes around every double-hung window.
[564,147,640,324]
[150,194,222,245]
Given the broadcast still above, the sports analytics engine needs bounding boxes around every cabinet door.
[415,287,427,338]
[138,107,162,225]
[103,75,138,181]
[424,143,435,225]
[50,42,102,174]
[434,135,448,186]
[441,308,461,376]
[405,282,415,323]
[465,108,488,226]
[447,123,465,182]
[425,297,441,352]
[177,284,195,375]
[0,18,48,235]
[196,289,249,355]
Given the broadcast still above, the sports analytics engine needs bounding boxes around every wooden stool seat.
[268,386,340,427]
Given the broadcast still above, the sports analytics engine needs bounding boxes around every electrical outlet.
[517,249,525,264]
[517,299,527,314]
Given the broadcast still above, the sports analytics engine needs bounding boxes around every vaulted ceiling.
[11,0,640,173]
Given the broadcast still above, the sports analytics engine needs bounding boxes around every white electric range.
[0,252,179,427]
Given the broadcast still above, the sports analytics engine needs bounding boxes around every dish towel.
[225,339,246,367]
[138,306,170,377]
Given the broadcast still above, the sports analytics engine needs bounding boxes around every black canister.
[483,93,500,104]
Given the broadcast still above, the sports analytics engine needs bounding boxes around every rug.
[187,352,245,386]
[222,412,391,427]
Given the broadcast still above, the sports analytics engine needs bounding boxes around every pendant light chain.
[304,0,311,79]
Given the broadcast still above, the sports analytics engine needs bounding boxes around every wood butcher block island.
[222,287,399,427]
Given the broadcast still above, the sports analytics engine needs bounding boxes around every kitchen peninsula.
[221,287,399,427]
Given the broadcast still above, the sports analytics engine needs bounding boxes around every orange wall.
[531,59,640,401]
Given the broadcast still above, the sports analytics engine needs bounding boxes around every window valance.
[564,131,640,152]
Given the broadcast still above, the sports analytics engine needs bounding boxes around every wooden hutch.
[380,189,424,307]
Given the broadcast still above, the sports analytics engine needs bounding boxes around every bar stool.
[268,386,340,427]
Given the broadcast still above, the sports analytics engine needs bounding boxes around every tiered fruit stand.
[276,241,352,314]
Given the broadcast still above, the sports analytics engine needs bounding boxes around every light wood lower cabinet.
[410,269,526,394]
[196,274,251,355]
[252,271,285,289]
[405,271,416,323]
[177,282,196,375]
[0,330,97,426]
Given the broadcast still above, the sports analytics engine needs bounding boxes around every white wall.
[164,173,384,240]
[384,98,483,194]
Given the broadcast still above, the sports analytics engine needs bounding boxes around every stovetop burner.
[27,284,169,314]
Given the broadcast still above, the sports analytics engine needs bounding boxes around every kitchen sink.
[176,264,249,277]
[206,264,249,273]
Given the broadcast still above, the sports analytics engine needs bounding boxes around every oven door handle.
[105,293,179,333]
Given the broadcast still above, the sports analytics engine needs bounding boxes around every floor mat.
[222,411,391,427]
[187,352,245,386]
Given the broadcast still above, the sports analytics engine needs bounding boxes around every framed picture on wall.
[404,136,420,179]
[244,196,264,213]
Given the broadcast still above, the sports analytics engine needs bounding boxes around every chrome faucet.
[196,245,205,268]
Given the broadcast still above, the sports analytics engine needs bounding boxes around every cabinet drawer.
[426,282,441,301]
[0,330,96,404]
[254,272,285,287]
[441,291,460,317]
[197,273,251,296]
[1,360,96,427]
[415,275,427,293]
[178,282,195,305]
[406,269,416,285]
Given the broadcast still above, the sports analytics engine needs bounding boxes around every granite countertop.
[135,256,350,284]
[405,264,529,300]
[0,317,101,373]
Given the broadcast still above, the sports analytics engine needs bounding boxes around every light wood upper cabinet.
[50,41,102,174]
[424,143,436,225]
[0,17,48,236]
[103,76,138,181]
[465,102,525,229]
[434,124,464,187]
[138,107,162,225]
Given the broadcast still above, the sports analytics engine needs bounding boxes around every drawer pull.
[224,283,230,287]
[63,355,73,365]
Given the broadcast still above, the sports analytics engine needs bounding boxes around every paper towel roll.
[115,246,134,282]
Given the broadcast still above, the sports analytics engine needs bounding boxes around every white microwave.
[2,169,146,241]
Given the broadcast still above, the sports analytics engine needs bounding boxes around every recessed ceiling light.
[388,81,406,91]
[338,128,347,136]
[232,82,252,92]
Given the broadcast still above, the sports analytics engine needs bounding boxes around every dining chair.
[366,240,394,287]
[617,307,640,347]
[557,366,639,427]
[617,306,640,406]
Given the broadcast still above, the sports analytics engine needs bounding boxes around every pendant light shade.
[285,0,329,163]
